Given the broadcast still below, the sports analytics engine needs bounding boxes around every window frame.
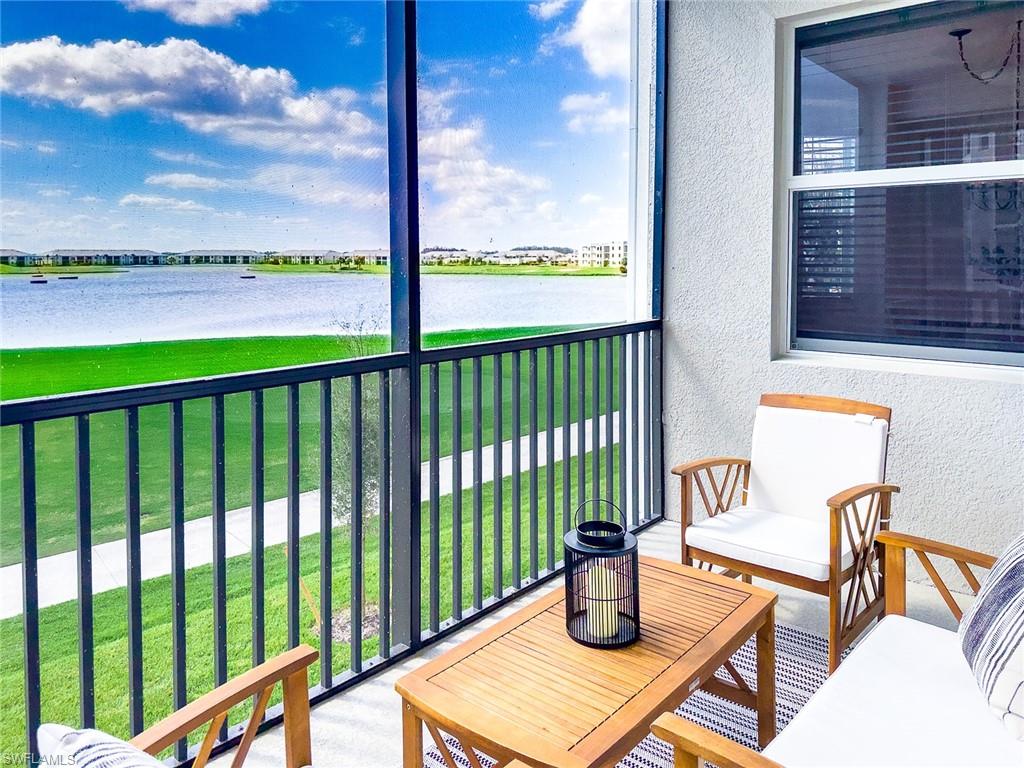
[774,1,1024,369]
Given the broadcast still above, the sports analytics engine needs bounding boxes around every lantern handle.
[573,499,626,533]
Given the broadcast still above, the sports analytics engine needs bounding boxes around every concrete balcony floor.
[216,520,965,768]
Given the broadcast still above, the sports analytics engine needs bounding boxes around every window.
[783,1,1023,366]
[415,0,658,341]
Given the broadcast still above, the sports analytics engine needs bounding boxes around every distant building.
[175,249,265,265]
[272,249,345,265]
[577,241,627,269]
[508,248,566,265]
[45,249,162,266]
[421,248,472,265]
[346,249,389,266]
[0,249,32,267]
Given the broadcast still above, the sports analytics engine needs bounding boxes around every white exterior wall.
[661,0,1024,562]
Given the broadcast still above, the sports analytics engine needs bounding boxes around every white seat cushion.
[747,405,888,521]
[685,507,851,581]
[764,615,1024,767]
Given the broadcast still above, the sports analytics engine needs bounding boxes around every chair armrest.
[876,531,995,569]
[671,456,749,477]
[131,644,318,756]
[826,482,900,510]
[879,531,995,621]
[651,714,783,768]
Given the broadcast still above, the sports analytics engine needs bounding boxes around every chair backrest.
[746,394,890,520]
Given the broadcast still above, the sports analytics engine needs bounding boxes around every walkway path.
[0,415,622,618]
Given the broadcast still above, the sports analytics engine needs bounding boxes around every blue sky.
[0,0,630,253]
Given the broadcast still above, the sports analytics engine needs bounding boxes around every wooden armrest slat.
[651,713,783,768]
[671,456,749,477]
[131,644,318,755]
[876,531,996,569]
[826,483,899,509]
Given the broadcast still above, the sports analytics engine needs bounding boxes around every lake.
[0,267,629,348]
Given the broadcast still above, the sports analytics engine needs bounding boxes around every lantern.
[563,500,640,648]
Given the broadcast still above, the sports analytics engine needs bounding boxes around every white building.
[346,249,389,266]
[421,249,472,265]
[273,250,344,265]
[0,249,32,266]
[45,249,163,266]
[577,241,628,268]
[506,248,568,264]
[175,250,265,265]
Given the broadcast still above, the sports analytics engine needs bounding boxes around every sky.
[0,0,632,253]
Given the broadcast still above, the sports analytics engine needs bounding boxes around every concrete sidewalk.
[0,414,623,618]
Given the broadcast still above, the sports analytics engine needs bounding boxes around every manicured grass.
[0,448,621,757]
[247,263,389,275]
[0,328,623,565]
[0,336,374,400]
[247,263,623,277]
[421,264,623,277]
[0,264,127,274]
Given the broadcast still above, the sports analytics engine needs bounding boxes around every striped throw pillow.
[959,532,1024,740]
[37,724,164,767]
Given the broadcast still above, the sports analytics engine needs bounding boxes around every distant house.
[0,249,32,267]
[421,248,471,265]
[346,249,389,266]
[508,248,568,265]
[175,249,265,265]
[45,249,162,266]
[577,241,627,268]
[273,249,344,265]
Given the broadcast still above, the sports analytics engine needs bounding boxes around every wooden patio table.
[396,556,778,768]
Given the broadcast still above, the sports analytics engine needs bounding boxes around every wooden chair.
[130,644,318,768]
[672,393,898,671]
[650,532,1000,768]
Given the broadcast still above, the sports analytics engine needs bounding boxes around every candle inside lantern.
[586,562,620,639]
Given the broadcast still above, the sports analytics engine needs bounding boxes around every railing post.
[387,0,422,651]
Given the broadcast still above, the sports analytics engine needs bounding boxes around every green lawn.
[0,329,624,565]
[0,448,620,757]
[247,263,623,277]
[0,264,127,275]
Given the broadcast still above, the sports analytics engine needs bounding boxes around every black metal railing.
[0,321,662,764]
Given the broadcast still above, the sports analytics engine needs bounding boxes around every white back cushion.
[746,405,888,520]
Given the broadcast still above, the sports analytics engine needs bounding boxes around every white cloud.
[579,193,601,205]
[146,172,228,190]
[418,85,460,128]
[247,164,387,209]
[37,187,69,198]
[560,91,628,133]
[0,36,382,159]
[529,0,571,21]
[35,141,57,154]
[152,149,224,168]
[548,0,629,79]
[0,139,19,149]
[419,125,484,160]
[77,196,102,203]
[122,0,269,27]
[119,193,212,212]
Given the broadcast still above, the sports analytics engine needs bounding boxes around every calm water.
[0,267,628,348]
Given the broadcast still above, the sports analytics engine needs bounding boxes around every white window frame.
[773,1,1024,369]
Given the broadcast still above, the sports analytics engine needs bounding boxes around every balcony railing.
[1,320,663,764]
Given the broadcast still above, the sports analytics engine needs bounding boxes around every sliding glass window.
[787,1,1023,366]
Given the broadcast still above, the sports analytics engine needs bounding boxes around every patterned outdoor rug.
[424,622,840,768]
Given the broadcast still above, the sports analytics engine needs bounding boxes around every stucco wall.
[660,0,1024,563]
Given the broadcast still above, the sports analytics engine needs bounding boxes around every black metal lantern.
[563,500,640,648]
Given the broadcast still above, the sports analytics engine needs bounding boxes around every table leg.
[756,606,776,748]
[403,701,424,768]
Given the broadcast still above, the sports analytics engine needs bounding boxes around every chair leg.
[827,575,842,674]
